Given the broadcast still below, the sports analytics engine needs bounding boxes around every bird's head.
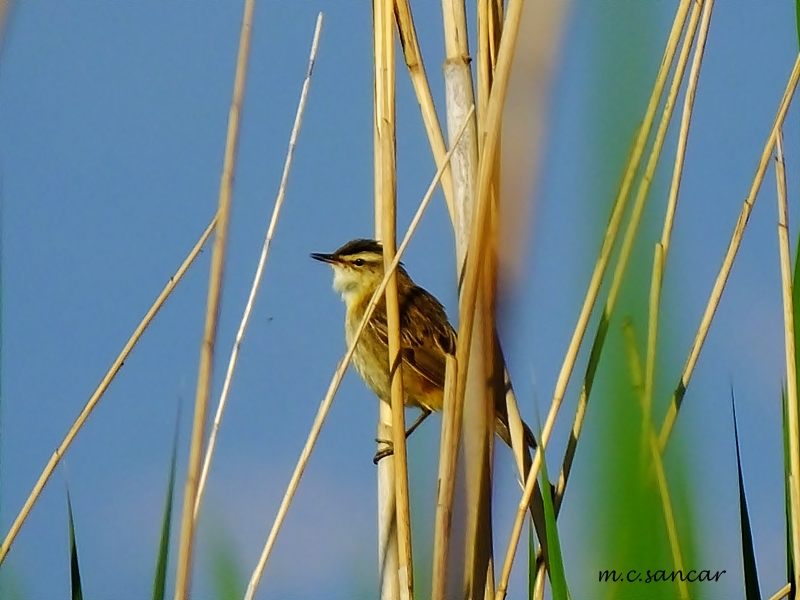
[311,239,393,308]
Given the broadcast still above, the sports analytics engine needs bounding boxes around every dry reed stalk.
[373,2,401,598]
[660,0,712,255]
[596,0,705,435]
[439,0,527,597]
[375,0,415,597]
[459,3,498,599]
[657,52,800,451]
[373,5,399,600]
[476,0,501,121]
[622,321,689,600]
[193,14,323,523]
[395,4,532,517]
[393,0,455,218]
[775,131,800,595]
[643,0,714,448]
[496,2,696,595]
[542,0,693,517]
[441,0,479,270]
[0,217,216,566]
[641,0,713,452]
[769,583,793,600]
[397,0,531,500]
[172,0,255,596]
[475,203,499,600]
[433,2,484,599]
[242,107,474,600]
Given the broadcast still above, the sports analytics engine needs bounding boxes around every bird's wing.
[368,285,455,390]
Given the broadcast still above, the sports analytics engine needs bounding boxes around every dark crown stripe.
[334,238,383,257]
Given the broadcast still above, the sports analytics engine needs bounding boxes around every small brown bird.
[311,238,537,462]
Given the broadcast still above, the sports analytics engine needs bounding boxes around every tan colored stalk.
[469,12,500,588]
[434,0,493,598]
[393,0,455,218]
[658,52,800,451]
[173,0,255,596]
[543,0,693,515]
[397,0,531,495]
[242,107,474,600]
[395,4,530,520]
[475,201,499,600]
[193,14,323,523]
[433,2,483,599]
[375,0,414,597]
[622,321,689,600]
[440,0,527,597]
[0,217,216,566]
[769,583,792,600]
[441,0,479,269]
[642,0,713,453]
[496,2,696,596]
[660,0,713,253]
[373,2,401,598]
[598,0,704,438]
[374,3,399,598]
[540,16,713,590]
[775,131,800,595]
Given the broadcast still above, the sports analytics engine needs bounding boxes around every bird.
[311,238,538,463]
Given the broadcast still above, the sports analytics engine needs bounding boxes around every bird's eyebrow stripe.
[339,253,381,262]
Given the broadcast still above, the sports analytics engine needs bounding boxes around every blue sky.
[0,1,799,598]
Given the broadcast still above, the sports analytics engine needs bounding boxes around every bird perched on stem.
[311,238,538,463]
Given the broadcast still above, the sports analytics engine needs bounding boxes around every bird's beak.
[310,252,338,265]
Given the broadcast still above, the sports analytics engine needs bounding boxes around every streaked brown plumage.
[311,238,537,458]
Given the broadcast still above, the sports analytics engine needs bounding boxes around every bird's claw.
[373,440,394,464]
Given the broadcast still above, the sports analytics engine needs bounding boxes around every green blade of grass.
[66,488,83,600]
[210,530,244,600]
[538,448,570,600]
[527,522,536,600]
[152,408,181,600]
[793,229,800,419]
[783,388,796,600]
[795,0,800,53]
[731,388,762,600]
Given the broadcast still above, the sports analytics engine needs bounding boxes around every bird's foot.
[373,438,394,464]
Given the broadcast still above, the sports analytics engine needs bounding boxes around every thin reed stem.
[658,52,800,451]
[0,217,216,566]
[193,12,323,524]
[375,0,414,597]
[173,0,255,596]
[372,8,400,600]
[643,0,713,447]
[775,130,800,595]
[496,2,696,596]
[242,107,474,600]
[545,0,693,520]
[606,0,705,434]
[442,2,497,598]
[435,0,525,596]
[769,583,792,600]
[393,0,455,219]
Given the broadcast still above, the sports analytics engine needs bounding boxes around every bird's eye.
[353,258,365,266]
